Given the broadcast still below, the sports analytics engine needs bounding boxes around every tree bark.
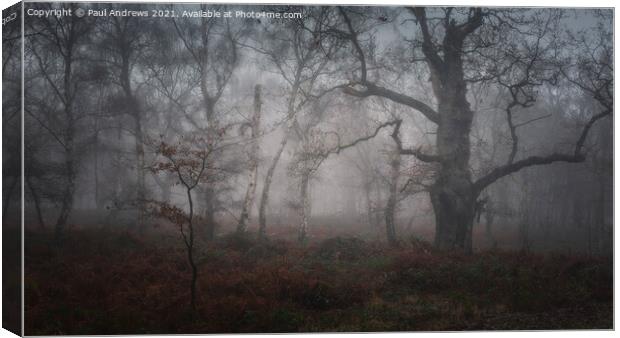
[429,54,477,253]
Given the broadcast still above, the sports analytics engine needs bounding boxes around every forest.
[2,3,613,334]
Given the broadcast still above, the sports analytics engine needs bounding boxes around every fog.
[4,4,612,254]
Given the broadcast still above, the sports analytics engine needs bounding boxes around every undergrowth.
[24,229,612,334]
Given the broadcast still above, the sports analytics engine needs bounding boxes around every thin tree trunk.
[184,187,197,312]
[204,189,216,241]
[55,50,77,243]
[26,176,45,229]
[118,41,146,232]
[364,180,373,229]
[298,172,311,243]
[3,176,17,222]
[237,85,262,233]
[384,150,400,246]
[374,185,383,231]
[93,129,103,211]
[55,151,75,242]
[201,84,217,242]
[484,202,496,249]
[257,131,289,240]
[134,116,146,232]
[596,176,606,255]
[257,53,305,240]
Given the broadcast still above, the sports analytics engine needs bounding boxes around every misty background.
[2,3,612,254]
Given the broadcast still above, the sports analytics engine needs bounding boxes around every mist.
[3,3,613,333]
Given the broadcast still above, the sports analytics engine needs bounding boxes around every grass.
[24,227,612,334]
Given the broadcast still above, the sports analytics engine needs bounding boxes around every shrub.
[314,237,368,261]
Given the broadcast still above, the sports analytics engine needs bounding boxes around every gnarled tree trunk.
[431,92,477,252]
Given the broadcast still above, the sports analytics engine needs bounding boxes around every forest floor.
[23,227,612,334]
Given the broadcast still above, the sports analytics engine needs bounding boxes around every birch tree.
[236,84,262,233]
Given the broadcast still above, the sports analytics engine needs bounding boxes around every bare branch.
[474,109,611,192]
[328,120,399,155]
[390,119,440,162]
[344,82,440,124]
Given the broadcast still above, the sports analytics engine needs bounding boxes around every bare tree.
[248,7,342,240]
[338,7,612,252]
[26,3,94,241]
[149,135,218,312]
[2,12,22,225]
[172,4,244,241]
[96,5,152,230]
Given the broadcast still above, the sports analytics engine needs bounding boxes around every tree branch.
[409,7,444,71]
[328,120,400,155]
[344,82,440,124]
[338,7,366,83]
[474,109,611,192]
[390,119,440,162]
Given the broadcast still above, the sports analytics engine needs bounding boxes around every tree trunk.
[118,42,146,233]
[430,79,477,253]
[596,175,606,255]
[298,172,311,243]
[484,201,496,249]
[257,129,289,240]
[374,187,383,232]
[93,129,101,211]
[430,179,475,253]
[55,51,77,243]
[3,176,17,222]
[55,151,75,242]
[202,84,218,242]
[204,189,216,241]
[26,176,45,229]
[364,180,374,229]
[134,115,146,232]
[384,150,400,246]
[184,187,197,313]
[237,85,262,233]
